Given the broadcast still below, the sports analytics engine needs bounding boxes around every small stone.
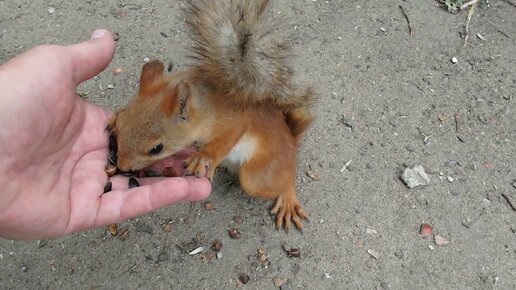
[238,274,250,285]
[434,235,450,246]
[48,7,56,14]
[451,57,458,64]
[106,84,115,89]
[160,32,168,38]
[401,165,431,188]
[257,253,268,263]
[112,67,123,75]
[420,223,433,237]
[367,249,380,259]
[381,281,390,289]
[273,277,285,287]
[143,57,150,62]
[476,33,485,41]
[428,245,435,251]
[216,252,222,259]
[257,247,266,255]
[447,176,455,183]
[366,228,377,235]
[21,263,28,272]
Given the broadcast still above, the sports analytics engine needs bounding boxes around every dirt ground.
[1,0,515,289]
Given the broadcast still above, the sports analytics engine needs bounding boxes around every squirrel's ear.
[161,81,191,120]
[139,60,165,96]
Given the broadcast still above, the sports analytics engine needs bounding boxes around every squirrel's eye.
[148,143,164,155]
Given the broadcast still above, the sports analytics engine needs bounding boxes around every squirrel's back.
[184,0,313,109]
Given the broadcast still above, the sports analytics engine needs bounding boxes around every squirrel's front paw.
[270,194,308,232]
[183,152,215,181]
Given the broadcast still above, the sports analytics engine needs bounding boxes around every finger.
[68,29,115,84]
[95,177,211,226]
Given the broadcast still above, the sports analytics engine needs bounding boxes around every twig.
[501,193,516,211]
[460,0,479,10]
[463,2,477,46]
[399,5,414,37]
[454,112,461,133]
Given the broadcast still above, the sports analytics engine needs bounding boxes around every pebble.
[113,67,123,75]
[273,277,285,287]
[401,165,431,188]
[106,84,115,89]
[143,57,150,62]
[366,228,377,235]
[21,263,28,272]
[48,7,55,14]
[367,249,380,259]
[428,245,435,251]
[447,176,455,183]
[451,57,458,64]
[434,235,450,246]
[216,252,222,259]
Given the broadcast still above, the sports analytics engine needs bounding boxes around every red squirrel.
[107,0,315,231]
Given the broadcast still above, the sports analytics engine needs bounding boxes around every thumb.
[68,29,115,84]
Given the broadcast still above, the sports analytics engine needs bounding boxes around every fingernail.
[91,29,106,39]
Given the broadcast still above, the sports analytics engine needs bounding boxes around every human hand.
[0,29,211,240]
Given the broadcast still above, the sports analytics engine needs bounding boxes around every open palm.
[0,30,210,240]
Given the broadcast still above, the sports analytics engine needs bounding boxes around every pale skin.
[0,29,211,240]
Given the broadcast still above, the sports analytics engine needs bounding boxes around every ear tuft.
[139,60,165,96]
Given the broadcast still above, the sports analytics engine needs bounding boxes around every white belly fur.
[220,134,257,173]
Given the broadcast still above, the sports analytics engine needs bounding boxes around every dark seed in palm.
[103,181,112,193]
[129,178,140,188]
[108,150,117,166]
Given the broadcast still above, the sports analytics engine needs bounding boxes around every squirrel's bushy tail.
[184,0,313,109]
